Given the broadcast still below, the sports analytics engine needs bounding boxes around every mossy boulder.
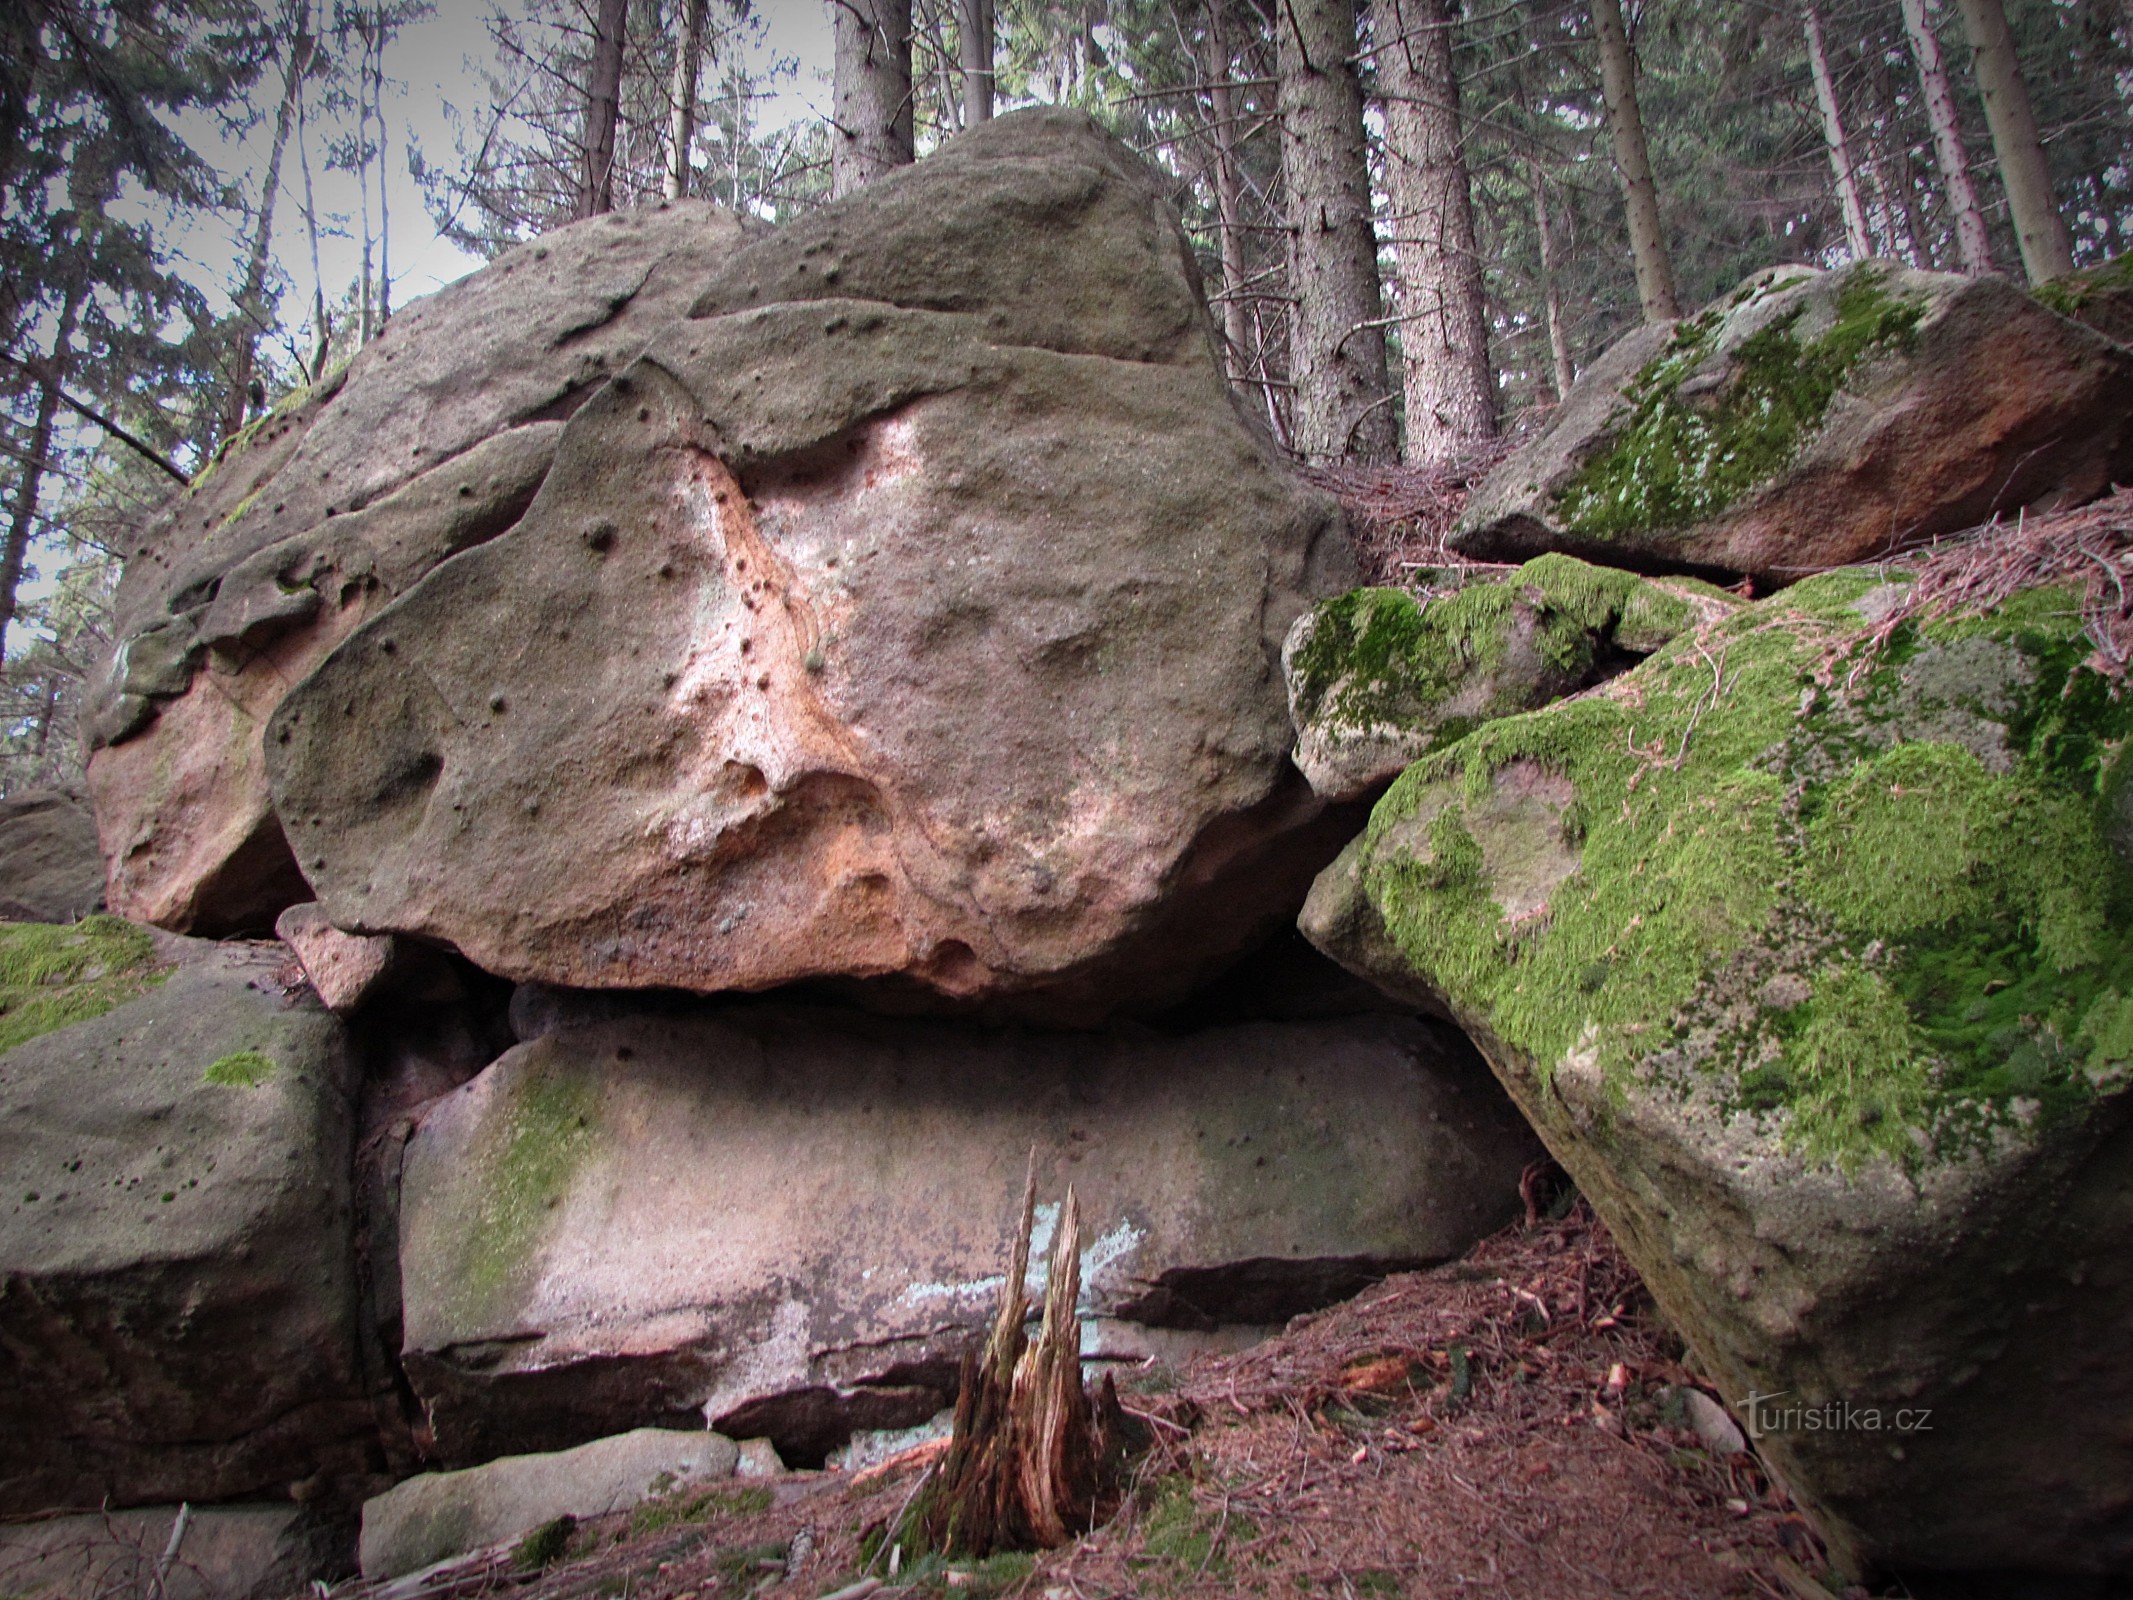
[1302,569,2133,1580]
[0,915,170,1057]
[0,940,374,1513]
[1455,261,2133,584]
[1281,556,1730,801]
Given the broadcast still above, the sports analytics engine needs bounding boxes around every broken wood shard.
[917,1166,1131,1557]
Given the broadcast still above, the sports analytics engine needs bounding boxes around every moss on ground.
[1289,555,1694,736]
[2033,250,2133,317]
[203,1048,275,1087]
[1556,265,1927,539]
[0,917,168,1058]
[1358,569,2133,1168]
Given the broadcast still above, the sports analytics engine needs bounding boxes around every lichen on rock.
[0,915,168,1057]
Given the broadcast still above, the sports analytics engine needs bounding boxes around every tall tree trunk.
[832,0,915,197]
[1803,1,1873,260]
[1590,0,1679,322]
[1197,7,1252,383]
[355,19,375,347]
[1375,0,1496,467]
[1951,0,2072,282]
[578,0,630,218]
[1900,0,1992,273]
[373,10,391,327]
[665,0,711,197]
[296,51,330,378]
[219,0,313,444]
[0,289,82,664]
[1533,165,1577,402]
[1277,0,1396,464]
[959,0,995,124]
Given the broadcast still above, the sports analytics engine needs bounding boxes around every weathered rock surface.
[265,110,1353,1022]
[358,1428,738,1581]
[2038,251,2133,348]
[1454,261,2133,583]
[84,201,760,936]
[1282,556,1728,802]
[277,900,398,1013]
[1303,564,2133,1578]
[0,1503,343,1600]
[394,998,1537,1467]
[0,789,104,923]
[0,939,376,1512]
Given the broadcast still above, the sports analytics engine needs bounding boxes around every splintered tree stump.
[916,1162,1133,1557]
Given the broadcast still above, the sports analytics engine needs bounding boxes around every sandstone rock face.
[1303,563,2133,1578]
[1454,261,2133,583]
[0,789,104,923]
[266,110,1353,1022]
[394,999,1537,1467]
[0,1504,342,1600]
[1282,556,1726,803]
[0,941,375,1512]
[276,901,397,1013]
[84,201,760,936]
[358,1428,739,1581]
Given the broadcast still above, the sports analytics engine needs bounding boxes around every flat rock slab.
[85,200,758,936]
[0,941,371,1512]
[1454,260,2133,582]
[266,110,1352,1022]
[358,1428,739,1580]
[394,1000,1538,1467]
[0,1504,340,1600]
[0,789,104,923]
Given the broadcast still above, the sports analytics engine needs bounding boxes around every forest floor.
[348,1201,1856,1600]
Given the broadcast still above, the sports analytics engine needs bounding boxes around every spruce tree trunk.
[578,0,630,218]
[1375,0,1496,467]
[1900,0,1991,273]
[1533,167,1577,403]
[833,0,916,197]
[959,0,994,125]
[1277,0,1396,464]
[219,0,313,444]
[1590,0,1679,323]
[0,290,81,664]
[665,0,710,198]
[1803,1,1873,260]
[1197,11,1252,383]
[1951,0,2071,282]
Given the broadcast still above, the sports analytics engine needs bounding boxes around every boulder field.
[8,107,2133,1595]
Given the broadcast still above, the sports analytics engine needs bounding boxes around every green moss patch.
[203,1049,275,1087]
[1556,266,1926,539]
[1357,568,2133,1168]
[445,1053,599,1326]
[2033,250,2133,317]
[0,917,169,1058]
[1290,556,1695,735]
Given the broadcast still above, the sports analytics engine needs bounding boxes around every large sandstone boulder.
[1302,554,2133,1580]
[0,789,104,923]
[394,998,1538,1467]
[83,201,759,936]
[1282,555,1727,802]
[0,939,377,1512]
[265,110,1353,1022]
[1453,261,2133,583]
[358,1428,738,1580]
